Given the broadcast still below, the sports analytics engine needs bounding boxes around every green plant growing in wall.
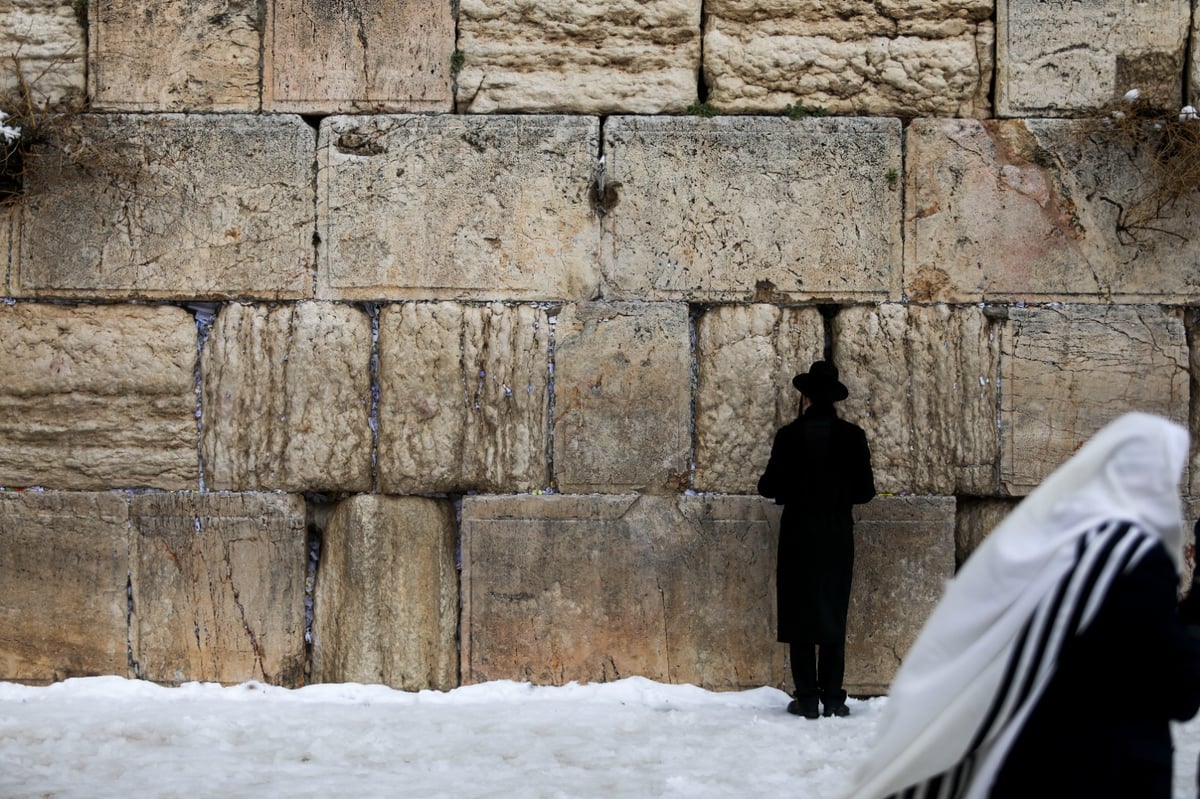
[450,50,465,76]
[782,100,829,119]
[884,168,899,190]
[73,0,88,30]
[686,101,719,118]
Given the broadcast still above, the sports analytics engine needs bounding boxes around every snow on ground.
[1,676,1198,798]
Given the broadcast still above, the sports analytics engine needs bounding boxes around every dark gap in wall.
[590,116,619,220]
[1184,7,1196,105]
[983,303,1009,494]
[255,0,266,112]
[687,303,705,491]
[987,4,998,115]
[451,0,462,113]
[186,302,218,492]
[299,114,323,133]
[358,301,381,493]
[301,494,333,685]
[125,567,139,679]
[817,303,839,362]
[545,303,560,493]
[451,492,464,665]
[696,0,709,103]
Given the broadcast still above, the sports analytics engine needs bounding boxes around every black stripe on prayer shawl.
[881,521,1153,799]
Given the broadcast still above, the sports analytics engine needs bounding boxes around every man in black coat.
[757,360,875,719]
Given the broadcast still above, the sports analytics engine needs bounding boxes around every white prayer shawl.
[846,412,1189,799]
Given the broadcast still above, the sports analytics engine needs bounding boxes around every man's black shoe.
[822,702,850,718]
[787,697,820,719]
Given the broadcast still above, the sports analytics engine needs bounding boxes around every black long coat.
[991,541,1200,798]
[757,404,875,644]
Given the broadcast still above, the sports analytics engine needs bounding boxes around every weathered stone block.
[202,302,372,493]
[461,493,953,694]
[849,496,956,694]
[0,491,130,682]
[693,305,824,493]
[16,114,314,300]
[601,116,902,302]
[460,494,787,690]
[0,0,86,108]
[264,0,454,114]
[317,115,600,301]
[0,302,197,490]
[905,119,1200,303]
[955,497,1020,568]
[456,0,700,115]
[1000,305,1189,495]
[88,0,258,111]
[552,303,690,493]
[703,0,992,117]
[996,0,1190,117]
[834,304,1001,496]
[129,492,307,686]
[310,495,458,690]
[377,302,551,494]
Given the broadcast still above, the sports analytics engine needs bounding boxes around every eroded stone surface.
[0,491,130,682]
[834,304,1001,496]
[693,305,824,493]
[849,496,956,694]
[460,494,786,689]
[996,0,1190,116]
[601,116,902,302]
[455,0,700,114]
[310,495,458,690]
[1000,305,1189,495]
[17,114,314,300]
[264,0,454,113]
[376,302,551,494]
[552,303,690,493]
[129,492,307,686]
[0,0,86,108]
[703,0,992,117]
[202,302,372,493]
[461,493,953,693]
[905,119,1200,303]
[0,302,197,490]
[955,497,1020,568]
[318,115,599,301]
[89,0,258,111]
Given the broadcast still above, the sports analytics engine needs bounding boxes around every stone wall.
[2,0,1199,695]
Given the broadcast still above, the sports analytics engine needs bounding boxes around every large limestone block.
[0,491,131,682]
[16,114,314,300]
[310,495,458,690]
[601,116,902,302]
[377,302,551,494]
[88,0,258,111]
[848,496,956,694]
[0,302,197,490]
[461,493,953,693]
[456,0,700,115]
[318,115,600,301]
[202,302,372,493]
[552,302,690,493]
[1000,305,1189,495]
[264,0,454,114]
[0,0,86,108]
[703,0,992,117]
[996,0,1190,117]
[460,494,787,689]
[905,119,1200,303]
[693,305,825,493]
[129,492,307,686]
[834,304,1001,496]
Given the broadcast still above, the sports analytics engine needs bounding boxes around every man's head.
[792,360,849,404]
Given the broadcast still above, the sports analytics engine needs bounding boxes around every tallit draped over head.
[847,412,1190,799]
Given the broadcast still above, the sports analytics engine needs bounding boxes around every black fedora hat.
[792,360,849,403]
